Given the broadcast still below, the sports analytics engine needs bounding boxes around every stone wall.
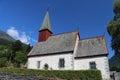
[0,72,52,80]
[114,72,120,80]
[110,71,120,80]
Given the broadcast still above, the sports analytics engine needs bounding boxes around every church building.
[27,11,110,80]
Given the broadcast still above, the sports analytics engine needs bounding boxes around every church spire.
[39,10,52,32]
[38,10,52,42]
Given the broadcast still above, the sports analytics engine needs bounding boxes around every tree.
[14,51,27,67]
[0,45,10,59]
[0,39,30,68]
[107,0,120,55]
[11,40,22,53]
[0,57,7,67]
[11,40,23,63]
[0,46,8,67]
[26,44,32,54]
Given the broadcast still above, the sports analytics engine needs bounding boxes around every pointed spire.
[39,10,52,32]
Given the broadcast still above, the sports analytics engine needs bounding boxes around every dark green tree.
[0,45,11,59]
[0,57,7,67]
[11,40,22,52]
[11,40,23,63]
[14,51,27,67]
[26,44,32,54]
[107,0,120,55]
[0,39,30,68]
[0,45,8,67]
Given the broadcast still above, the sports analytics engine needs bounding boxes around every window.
[37,61,41,69]
[89,61,96,69]
[59,58,65,68]
[44,63,49,70]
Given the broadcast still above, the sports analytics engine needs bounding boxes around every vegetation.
[107,0,120,71]
[110,65,120,72]
[0,38,14,45]
[109,55,120,72]
[107,0,120,55]
[0,40,32,68]
[0,68,102,80]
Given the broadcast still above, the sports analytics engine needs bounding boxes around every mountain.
[0,29,15,45]
[0,29,15,41]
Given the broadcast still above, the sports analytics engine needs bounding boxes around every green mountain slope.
[0,29,15,41]
[0,29,15,45]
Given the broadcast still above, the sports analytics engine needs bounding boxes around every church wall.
[27,53,74,70]
[74,56,110,80]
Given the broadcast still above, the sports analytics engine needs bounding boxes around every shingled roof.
[28,31,78,56]
[75,36,108,58]
[28,31,108,57]
[39,11,52,32]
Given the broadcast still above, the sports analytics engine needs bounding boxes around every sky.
[0,0,115,58]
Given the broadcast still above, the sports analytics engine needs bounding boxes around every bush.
[0,68,102,80]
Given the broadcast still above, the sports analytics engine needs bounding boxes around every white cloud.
[19,32,30,44]
[7,27,19,39]
[7,27,37,44]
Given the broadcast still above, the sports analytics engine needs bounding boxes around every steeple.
[39,11,52,32]
[38,10,52,42]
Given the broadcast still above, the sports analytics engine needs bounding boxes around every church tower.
[38,11,52,42]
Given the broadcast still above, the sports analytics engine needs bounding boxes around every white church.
[27,11,110,80]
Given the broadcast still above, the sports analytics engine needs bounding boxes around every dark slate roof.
[28,31,78,56]
[39,11,52,32]
[75,36,108,58]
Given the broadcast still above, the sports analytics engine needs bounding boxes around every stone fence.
[0,72,53,80]
[110,71,120,80]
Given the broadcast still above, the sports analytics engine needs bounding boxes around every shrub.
[0,68,102,80]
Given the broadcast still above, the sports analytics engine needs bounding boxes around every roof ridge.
[80,35,105,41]
[51,30,79,36]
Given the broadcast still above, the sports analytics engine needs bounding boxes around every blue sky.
[0,0,115,58]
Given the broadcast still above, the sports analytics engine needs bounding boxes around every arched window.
[44,63,49,70]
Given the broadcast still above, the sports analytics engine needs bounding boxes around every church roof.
[28,31,78,56]
[28,31,108,57]
[75,36,108,58]
[39,11,52,32]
